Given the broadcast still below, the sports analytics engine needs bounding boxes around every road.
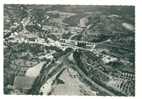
[50,68,97,95]
[68,57,116,96]
[31,51,72,94]
[48,52,97,95]
[7,33,123,95]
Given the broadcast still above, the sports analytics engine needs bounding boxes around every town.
[4,5,135,96]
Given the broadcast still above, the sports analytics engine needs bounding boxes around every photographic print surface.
[4,5,135,96]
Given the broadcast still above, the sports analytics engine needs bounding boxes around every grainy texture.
[4,5,135,96]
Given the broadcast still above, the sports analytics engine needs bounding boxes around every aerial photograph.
[4,5,135,96]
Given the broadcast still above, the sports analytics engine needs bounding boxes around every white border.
[135,0,142,98]
[3,0,135,5]
[1,0,142,99]
[0,1,3,96]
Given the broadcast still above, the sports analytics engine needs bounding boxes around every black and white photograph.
[3,5,135,96]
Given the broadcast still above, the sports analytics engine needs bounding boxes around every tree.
[30,8,46,29]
